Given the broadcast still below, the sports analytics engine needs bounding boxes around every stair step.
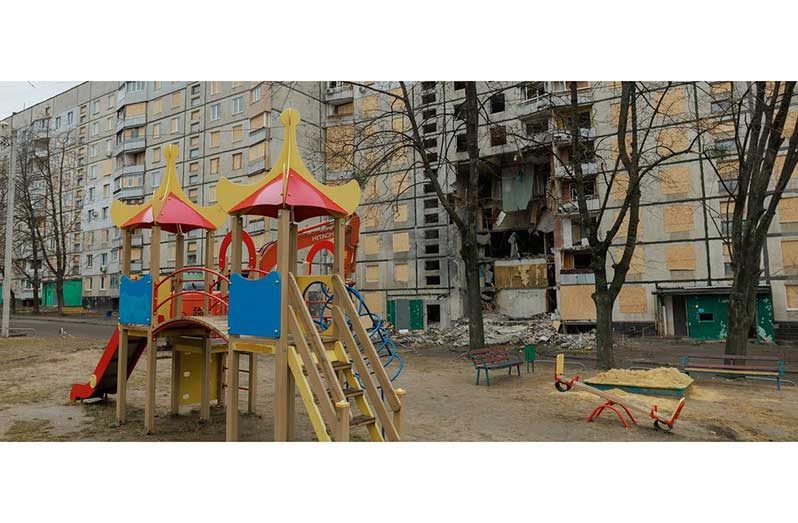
[301,360,352,376]
[313,387,364,405]
[349,415,375,428]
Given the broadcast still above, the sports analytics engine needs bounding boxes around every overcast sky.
[0,81,82,119]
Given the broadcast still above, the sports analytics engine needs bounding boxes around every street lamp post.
[1,121,16,337]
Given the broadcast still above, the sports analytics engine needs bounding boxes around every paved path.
[10,317,115,339]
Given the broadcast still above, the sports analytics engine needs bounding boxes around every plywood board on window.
[365,264,379,282]
[781,240,798,268]
[779,198,798,223]
[127,102,146,116]
[362,205,379,228]
[657,127,689,154]
[619,286,648,314]
[611,246,645,274]
[611,210,643,239]
[709,120,735,138]
[717,160,739,179]
[660,166,691,194]
[393,263,409,283]
[364,235,380,255]
[559,285,596,321]
[494,261,547,289]
[362,291,385,316]
[665,244,696,270]
[394,203,408,223]
[609,173,629,201]
[659,87,686,116]
[392,173,410,195]
[663,204,694,233]
[786,285,798,309]
[392,232,409,253]
[360,95,378,115]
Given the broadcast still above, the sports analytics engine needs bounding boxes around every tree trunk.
[56,277,65,316]
[32,272,40,314]
[460,227,485,349]
[10,289,16,314]
[725,255,760,357]
[592,264,616,370]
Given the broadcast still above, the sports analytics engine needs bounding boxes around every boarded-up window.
[364,235,380,255]
[393,263,409,283]
[782,240,798,268]
[190,135,199,147]
[208,185,216,203]
[189,162,199,173]
[326,124,354,172]
[717,160,739,179]
[619,286,648,313]
[361,95,378,115]
[362,206,379,228]
[249,142,266,162]
[250,112,266,130]
[612,210,643,239]
[127,102,146,117]
[659,87,686,116]
[232,153,243,170]
[559,285,596,321]
[210,157,220,174]
[610,133,634,160]
[152,147,161,163]
[612,246,645,274]
[784,110,797,138]
[657,127,689,155]
[362,291,385,316]
[710,120,735,138]
[609,173,629,201]
[365,264,379,282]
[172,91,182,108]
[665,244,696,270]
[232,124,243,142]
[663,204,694,233]
[392,116,405,132]
[210,131,220,148]
[722,242,732,258]
[786,285,798,309]
[391,173,410,195]
[394,203,408,222]
[779,198,798,223]
[660,166,691,194]
[392,232,409,253]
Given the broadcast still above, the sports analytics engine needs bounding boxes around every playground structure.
[554,354,686,431]
[69,109,406,441]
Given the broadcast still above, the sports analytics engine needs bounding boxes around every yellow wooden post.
[394,388,406,438]
[225,215,243,440]
[145,224,161,434]
[170,342,181,416]
[335,400,350,442]
[116,228,132,424]
[274,209,291,441]
[247,353,257,414]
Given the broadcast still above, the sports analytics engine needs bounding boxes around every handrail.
[332,306,400,441]
[154,290,228,317]
[333,274,401,411]
[154,266,231,292]
[286,274,346,406]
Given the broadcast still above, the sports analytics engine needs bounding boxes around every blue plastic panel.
[119,274,153,326]
[229,271,281,338]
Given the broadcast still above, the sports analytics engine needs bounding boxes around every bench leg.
[485,370,490,386]
[508,366,512,376]
[777,377,781,391]
[517,364,521,376]
[476,368,481,386]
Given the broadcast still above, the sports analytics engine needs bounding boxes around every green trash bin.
[523,345,536,373]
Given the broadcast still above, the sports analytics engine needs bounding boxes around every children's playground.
[2,109,798,442]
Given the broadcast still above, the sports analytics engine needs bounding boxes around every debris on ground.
[393,313,596,351]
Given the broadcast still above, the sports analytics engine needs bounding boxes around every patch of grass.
[3,419,53,441]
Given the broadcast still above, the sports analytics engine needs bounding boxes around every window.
[425,213,440,224]
[91,122,99,136]
[526,119,547,136]
[211,103,221,121]
[426,275,441,286]
[424,138,437,149]
[422,108,436,120]
[84,277,93,291]
[126,81,145,93]
[456,134,467,152]
[424,198,438,209]
[188,188,198,203]
[106,116,114,131]
[153,147,162,163]
[190,109,200,121]
[490,125,507,146]
[101,252,108,265]
[423,122,437,134]
[210,81,221,95]
[424,229,439,240]
[171,117,179,133]
[232,152,243,170]
[189,162,199,173]
[232,96,243,115]
[189,174,199,185]
[153,81,161,91]
[232,124,243,142]
[103,184,110,197]
[107,94,114,109]
[86,254,93,268]
[210,157,220,174]
[209,185,217,203]
[89,144,97,157]
[425,244,440,255]
[453,81,465,91]
[67,111,73,125]
[88,187,95,201]
[210,130,220,148]
[151,171,162,187]
[521,82,545,101]
[171,91,182,109]
[698,312,714,322]
[92,100,100,114]
[454,103,464,120]
[423,182,434,194]
[189,135,199,147]
[111,249,118,262]
[190,148,199,159]
[89,165,98,179]
[490,93,506,113]
[251,85,262,103]
[152,122,160,139]
[191,84,200,95]
[421,81,436,90]
[55,116,61,129]
[421,93,436,105]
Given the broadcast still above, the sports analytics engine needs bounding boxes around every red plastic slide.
[69,328,148,401]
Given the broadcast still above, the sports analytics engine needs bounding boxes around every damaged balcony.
[560,248,595,285]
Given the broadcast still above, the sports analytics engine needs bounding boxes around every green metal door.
[43,283,55,307]
[63,279,82,307]
[387,299,424,330]
[755,294,775,342]
[409,299,424,330]
[686,295,729,340]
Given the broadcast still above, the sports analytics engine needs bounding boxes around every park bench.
[679,353,785,390]
[469,347,522,386]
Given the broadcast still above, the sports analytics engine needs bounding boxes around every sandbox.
[584,367,694,398]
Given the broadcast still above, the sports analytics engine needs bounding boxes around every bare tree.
[703,81,798,356]
[550,82,704,368]
[326,81,516,349]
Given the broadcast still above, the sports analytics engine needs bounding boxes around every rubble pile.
[394,313,596,351]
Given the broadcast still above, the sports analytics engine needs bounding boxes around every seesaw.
[554,354,686,432]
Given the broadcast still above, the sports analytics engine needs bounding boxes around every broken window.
[424,138,437,149]
[421,81,436,90]
[526,119,547,136]
[454,103,464,120]
[490,93,506,113]
[426,275,441,285]
[423,198,438,209]
[424,229,440,239]
[425,213,440,224]
[425,260,441,271]
[454,82,466,91]
[490,126,507,146]
[422,108,437,120]
[423,122,437,134]
[425,243,440,255]
[520,82,545,101]
[427,152,439,163]
[569,179,596,200]
[423,182,435,194]
[456,134,467,152]
[422,93,436,105]
[426,303,441,324]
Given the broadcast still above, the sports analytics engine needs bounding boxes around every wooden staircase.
[285,273,404,441]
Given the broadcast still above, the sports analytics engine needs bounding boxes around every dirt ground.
[1,334,797,442]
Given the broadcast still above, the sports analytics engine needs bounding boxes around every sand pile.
[570,389,682,412]
[586,367,694,389]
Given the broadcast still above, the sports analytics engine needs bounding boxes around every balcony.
[554,161,598,179]
[326,83,354,105]
[559,270,595,285]
[116,115,146,133]
[248,158,266,176]
[114,137,146,155]
[557,196,600,215]
[114,163,145,177]
[130,260,143,273]
[249,126,271,144]
[114,185,145,200]
[528,127,595,147]
[518,89,593,117]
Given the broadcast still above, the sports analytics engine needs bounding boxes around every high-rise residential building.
[2,81,797,343]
